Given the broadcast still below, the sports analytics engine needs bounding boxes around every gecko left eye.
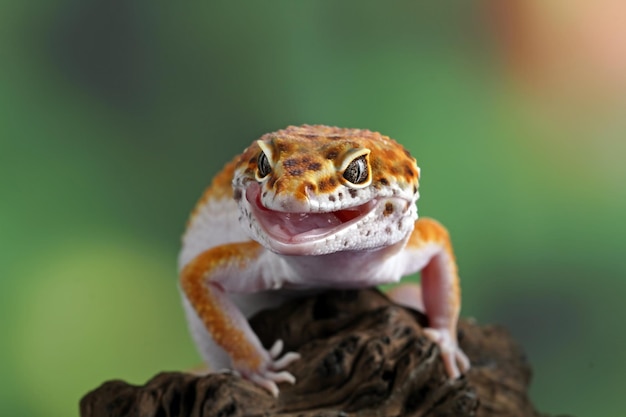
[343,155,369,185]
[257,151,271,179]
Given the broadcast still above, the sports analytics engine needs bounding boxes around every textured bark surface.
[80,289,571,417]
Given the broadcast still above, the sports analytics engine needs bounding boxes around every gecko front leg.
[392,217,470,378]
[180,241,300,396]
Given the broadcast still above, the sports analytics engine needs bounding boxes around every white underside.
[178,195,436,371]
[179,197,247,269]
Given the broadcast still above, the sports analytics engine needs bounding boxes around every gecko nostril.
[273,177,287,195]
[303,182,316,197]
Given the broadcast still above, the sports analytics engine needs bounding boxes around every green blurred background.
[2,1,625,416]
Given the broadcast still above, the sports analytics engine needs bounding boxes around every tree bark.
[80,289,572,417]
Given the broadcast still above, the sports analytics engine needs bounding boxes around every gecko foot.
[423,327,470,379]
[236,339,301,397]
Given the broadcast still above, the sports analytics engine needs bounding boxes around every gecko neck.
[278,239,407,289]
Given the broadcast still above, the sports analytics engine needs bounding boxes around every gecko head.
[233,125,421,256]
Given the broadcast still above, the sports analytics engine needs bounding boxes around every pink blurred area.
[484,0,626,196]
[487,0,626,107]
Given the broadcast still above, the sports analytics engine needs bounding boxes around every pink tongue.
[271,211,343,238]
[247,183,368,242]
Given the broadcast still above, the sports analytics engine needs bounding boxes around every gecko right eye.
[343,155,369,185]
[257,151,272,179]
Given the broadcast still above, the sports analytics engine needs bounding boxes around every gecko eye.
[257,151,272,178]
[343,155,369,185]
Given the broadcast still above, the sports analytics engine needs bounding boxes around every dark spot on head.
[380,178,389,186]
[343,240,349,247]
[248,156,256,164]
[385,227,392,235]
[413,185,418,194]
[366,230,371,236]
[283,158,298,168]
[384,202,394,216]
[329,195,336,202]
[403,148,411,158]
[287,168,304,176]
[233,189,242,201]
[325,150,339,160]
[276,142,289,152]
[405,164,415,177]
[319,178,334,192]
[302,134,318,139]
[390,166,400,175]
[397,219,403,230]
[307,162,322,171]
[262,191,268,197]
[338,192,343,199]
[348,189,358,198]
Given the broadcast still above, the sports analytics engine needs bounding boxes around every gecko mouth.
[246,184,377,244]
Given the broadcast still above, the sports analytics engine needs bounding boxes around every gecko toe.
[266,370,297,385]
[457,349,471,372]
[269,340,284,359]
[249,374,280,397]
[424,327,469,379]
[272,352,301,369]
[248,369,297,397]
[267,339,301,369]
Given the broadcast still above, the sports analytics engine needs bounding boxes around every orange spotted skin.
[178,124,469,396]
[233,125,420,204]
[180,241,264,368]
[409,218,461,316]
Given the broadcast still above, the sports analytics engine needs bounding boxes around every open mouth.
[246,184,377,244]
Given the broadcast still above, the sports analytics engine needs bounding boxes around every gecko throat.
[246,184,378,244]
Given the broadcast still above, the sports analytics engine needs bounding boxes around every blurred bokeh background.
[2,1,625,416]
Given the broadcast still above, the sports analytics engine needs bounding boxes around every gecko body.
[179,125,469,396]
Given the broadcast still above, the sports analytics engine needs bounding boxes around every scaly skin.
[179,125,470,396]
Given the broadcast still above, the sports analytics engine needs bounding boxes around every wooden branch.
[80,289,572,417]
